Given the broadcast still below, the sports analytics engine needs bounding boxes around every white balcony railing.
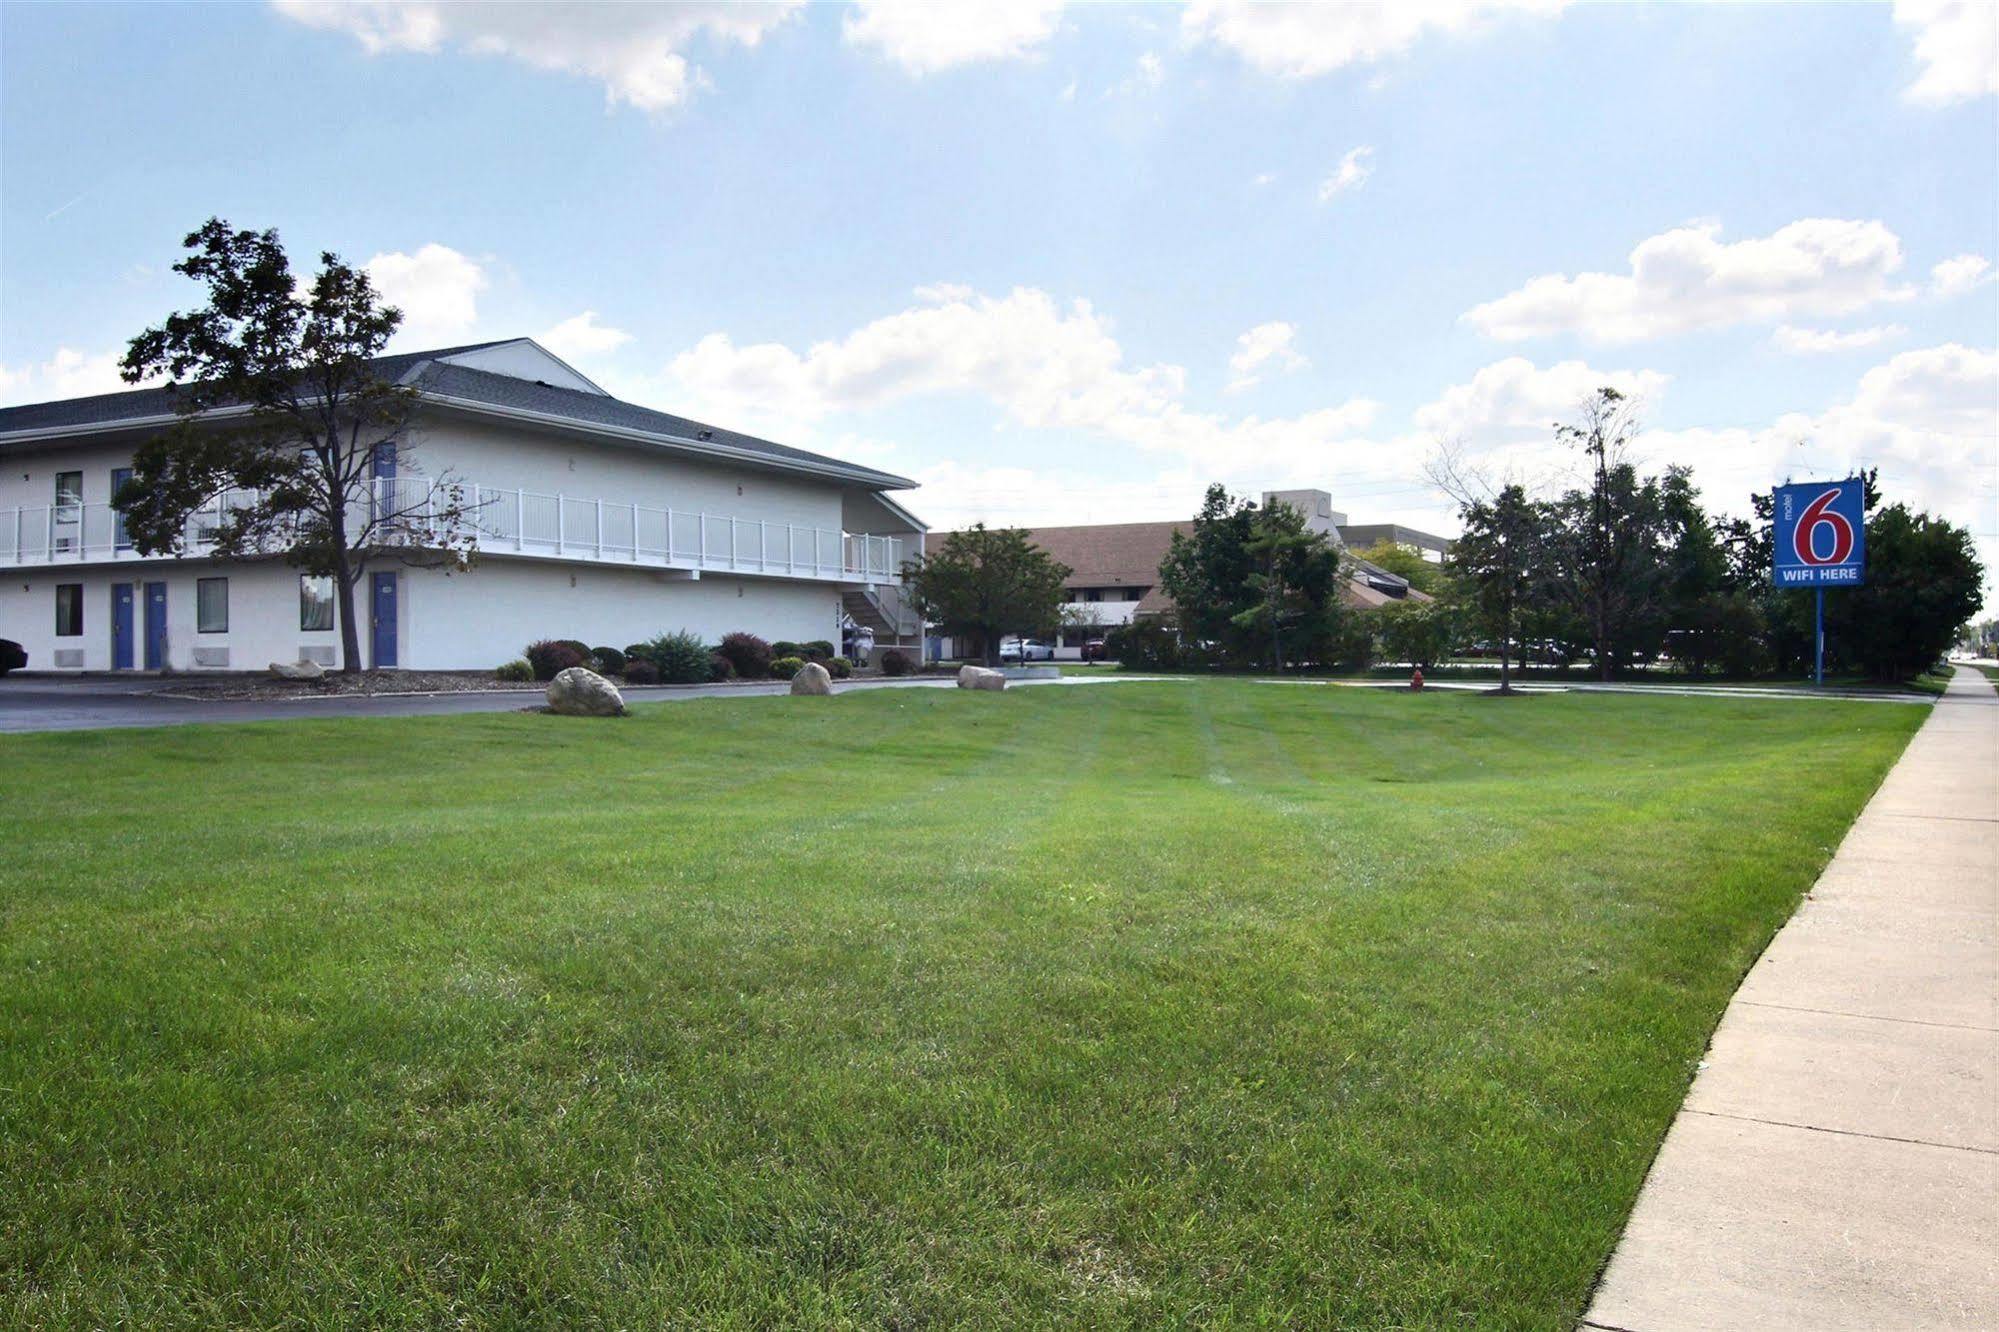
[0,478,907,584]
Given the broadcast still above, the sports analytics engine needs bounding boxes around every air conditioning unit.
[53,649,85,669]
[301,645,336,666]
[192,647,230,669]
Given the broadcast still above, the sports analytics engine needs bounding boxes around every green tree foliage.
[1351,539,1445,596]
[118,219,476,672]
[1541,388,1671,679]
[1160,486,1346,669]
[1158,485,1261,663]
[1375,598,1461,669]
[1827,505,1984,680]
[1451,484,1539,693]
[1232,500,1348,671]
[905,524,1072,666]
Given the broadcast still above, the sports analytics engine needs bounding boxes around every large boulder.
[957,665,1007,691]
[790,661,834,696]
[547,666,626,716]
[269,659,325,681]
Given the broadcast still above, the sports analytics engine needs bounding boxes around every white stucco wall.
[401,558,842,669]
[0,556,845,673]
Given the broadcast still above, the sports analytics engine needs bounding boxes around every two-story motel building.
[0,339,925,673]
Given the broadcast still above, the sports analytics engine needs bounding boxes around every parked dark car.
[0,639,25,676]
[1082,639,1107,661]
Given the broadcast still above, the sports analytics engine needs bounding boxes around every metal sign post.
[1772,478,1867,687]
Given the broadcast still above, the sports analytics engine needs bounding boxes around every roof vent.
[698,429,713,441]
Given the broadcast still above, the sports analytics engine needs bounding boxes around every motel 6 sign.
[1772,479,1866,588]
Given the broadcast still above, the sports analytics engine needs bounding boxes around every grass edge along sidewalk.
[1586,664,1997,1330]
[0,681,1927,1327]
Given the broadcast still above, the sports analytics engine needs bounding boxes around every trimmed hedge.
[717,632,772,680]
[590,645,626,676]
[828,656,853,679]
[634,631,712,685]
[709,652,736,681]
[525,640,586,681]
[881,648,914,676]
[770,656,806,680]
[495,659,534,683]
[623,658,661,685]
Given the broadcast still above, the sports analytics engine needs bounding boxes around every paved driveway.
[0,674,957,734]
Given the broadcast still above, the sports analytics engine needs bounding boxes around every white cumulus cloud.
[1932,253,1993,297]
[1464,218,1914,343]
[271,0,802,110]
[1182,0,1566,79]
[1227,321,1308,392]
[1894,0,1999,106]
[843,0,1066,74]
[364,243,488,346]
[666,284,1377,478]
[539,311,633,362]
[0,347,131,406]
[1772,324,1909,354]
[1415,357,1670,443]
[1318,146,1374,201]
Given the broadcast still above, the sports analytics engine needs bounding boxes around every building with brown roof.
[926,489,1443,660]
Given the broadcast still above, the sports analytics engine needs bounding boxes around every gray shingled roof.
[0,339,912,490]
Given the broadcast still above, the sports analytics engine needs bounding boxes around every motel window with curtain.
[197,577,229,634]
[55,584,83,636]
[300,575,335,631]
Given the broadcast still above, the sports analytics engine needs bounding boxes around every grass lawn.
[0,681,1922,1328]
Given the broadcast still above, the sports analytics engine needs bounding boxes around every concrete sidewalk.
[1584,666,1997,1331]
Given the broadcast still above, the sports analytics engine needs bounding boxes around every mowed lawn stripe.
[0,681,1919,1328]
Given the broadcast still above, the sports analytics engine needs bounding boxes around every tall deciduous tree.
[118,219,477,672]
[1451,484,1539,694]
[905,524,1072,666]
[1544,387,1668,679]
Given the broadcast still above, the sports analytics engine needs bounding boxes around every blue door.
[111,584,135,670]
[371,442,396,524]
[111,467,133,551]
[143,581,167,670]
[371,572,398,668]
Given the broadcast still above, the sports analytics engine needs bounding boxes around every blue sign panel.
[1772,479,1866,587]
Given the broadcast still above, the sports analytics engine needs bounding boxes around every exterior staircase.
[842,583,920,639]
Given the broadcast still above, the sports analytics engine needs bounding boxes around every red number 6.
[1794,489,1854,566]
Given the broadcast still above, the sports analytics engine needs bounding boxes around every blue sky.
[3,1,1994,599]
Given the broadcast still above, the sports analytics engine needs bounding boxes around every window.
[111,468,133,550]
[1081,588,1102,602]
[300,575,335,631]
[1122,586,1143,601]
[196,577,229,634]
[55,584,83,636]
[54,471,82,514]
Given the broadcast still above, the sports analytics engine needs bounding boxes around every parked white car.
[999,638,1055,663]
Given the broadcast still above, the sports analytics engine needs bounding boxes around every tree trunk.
[333,547,362,674]
[1499,602,1513,695]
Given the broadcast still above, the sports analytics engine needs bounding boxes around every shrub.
[590,645,626,676]
[803,639,835,661]
[770,640,802,659]
[495,659,535,683]
[525,639,586,681]
[769,655,806,680]
[1105,620,1181,670]
[635,631,712,684]
[828,656,853,679]
[881,648,914,676]
[709,652,736,681]
[0,638,24,675]
[717,632,772,679]
[623,658,661,684]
